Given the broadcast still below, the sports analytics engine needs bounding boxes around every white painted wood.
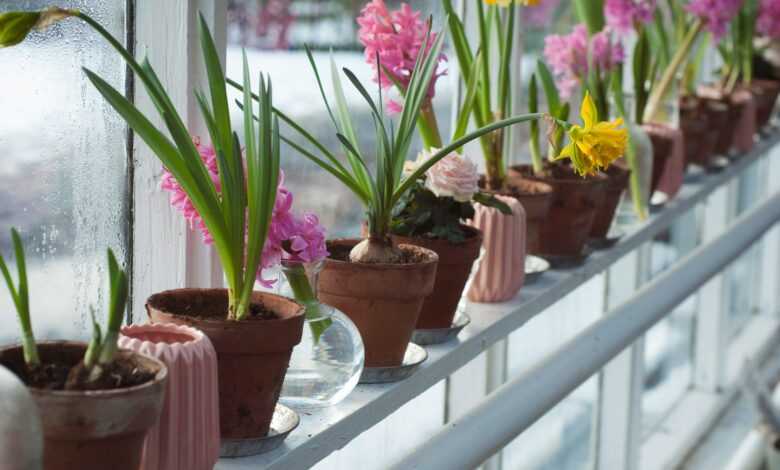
[215,133,780,470]
[595,250,646,470]
[761,146,780,317]
[694,183,735,392]
[131,0,225,318]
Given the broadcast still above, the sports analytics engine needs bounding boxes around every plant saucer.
[538,245,593,269]
[220,404,300,457]
[587,226,625,250]
[524,255,550,284]
[412,312,471,346]
[359,343,428,384]
[707,155,730,172]
[649,191,670,212]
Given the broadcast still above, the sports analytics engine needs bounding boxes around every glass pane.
[642,207,701,435]
[0,1,129,342]
[226,0,452,237]
[502,278,604,468]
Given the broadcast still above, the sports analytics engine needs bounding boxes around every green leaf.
[0,11,40,48]
[473,192,512,215]
[536,60,561,114]
[452,51,483,142]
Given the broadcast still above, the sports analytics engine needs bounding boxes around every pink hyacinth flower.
[758,0,780,39]
[357,0,447,113]
[685,0,743,40]
[605,0,657,35]
[160,139,329,288]
[543,24,624,99]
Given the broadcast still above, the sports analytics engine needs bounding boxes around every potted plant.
[442,0,555,254]
[232,15,626,365]
[0,229,167,470]
[0,7,305,451]
[391,149,511,329]
[755,0,780,128]
[517,14,626,258]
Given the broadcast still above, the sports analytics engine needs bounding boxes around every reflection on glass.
[0,1,128,343]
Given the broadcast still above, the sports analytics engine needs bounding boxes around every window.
[0,0,129,343]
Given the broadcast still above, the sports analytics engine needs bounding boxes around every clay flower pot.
[731,88,757,153]
[504,169,555,254]
[643,123,685,199]
[467,196,526,302]
[699,85,750,155]
[392,226,482,328]
[318,240,438,367]
[516,164,606,257]
[146,289,304,443]
[679,96,717,167]
[119,323,220,470]
[0,342,167,470]
[751,79,780,129]
[590,163,630,238]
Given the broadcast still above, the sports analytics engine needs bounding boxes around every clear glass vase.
[277,260,364,409]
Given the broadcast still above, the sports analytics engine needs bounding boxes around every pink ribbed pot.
[119,323,219,470]
[467,195,526,303]
[733,89,757,153]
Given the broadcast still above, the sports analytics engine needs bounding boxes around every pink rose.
[416,149,479,203]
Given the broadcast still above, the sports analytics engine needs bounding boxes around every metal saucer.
[412,312,471,345]
[219,404,300,458]
[587,226,625,250]
[649,191,670,212]
[524,255,550,284]
[707,155,730,172]
[537,245,593,269]
[359,343,428,384]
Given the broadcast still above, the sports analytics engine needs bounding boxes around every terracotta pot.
[0,342,167,470]
[643,123,685,199]
[146,289,304,442]
[391,226,482,328]
[751,79,780,129]
[590,163,630,238]
[503,170,555,254]
[467,196,526,302]
[119,323,220,470]
[679,96,715,167]
[732,88,757,153]
[699,86,746,155]
[318,240,438,367]
[516,164,607,256]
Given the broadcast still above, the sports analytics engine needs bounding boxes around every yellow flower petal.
[580,91,598,128]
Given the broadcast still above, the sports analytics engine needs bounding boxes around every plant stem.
[643,19,703,124]
[626,127,648,220]
[283,264,331,343]
[419,103,443,149]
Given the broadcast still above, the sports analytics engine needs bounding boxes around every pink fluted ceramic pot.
[644,123,685,200]
[467,195,526,303]
[119,323,219,470]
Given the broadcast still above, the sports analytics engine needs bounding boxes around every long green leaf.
[452,51,483,142]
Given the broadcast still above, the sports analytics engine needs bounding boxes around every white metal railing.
[215,134,780,470]
[391,189,780,470]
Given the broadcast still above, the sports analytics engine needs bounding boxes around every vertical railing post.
[594,243,651,470]
[693,182,736,392]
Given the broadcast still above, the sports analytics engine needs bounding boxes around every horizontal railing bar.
[216,132,780,470]
[391,189,780,470]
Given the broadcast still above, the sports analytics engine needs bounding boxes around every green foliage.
[0,228,39,367]
[391,180,511,243]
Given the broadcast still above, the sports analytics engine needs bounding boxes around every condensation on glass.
[0,1,129,342]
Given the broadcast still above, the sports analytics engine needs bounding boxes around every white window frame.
[126,2,780,469]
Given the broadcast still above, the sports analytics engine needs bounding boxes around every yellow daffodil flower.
[484,0,540,6]
[555,92,628,177]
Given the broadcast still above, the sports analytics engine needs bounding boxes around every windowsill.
[216,131,780,470]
